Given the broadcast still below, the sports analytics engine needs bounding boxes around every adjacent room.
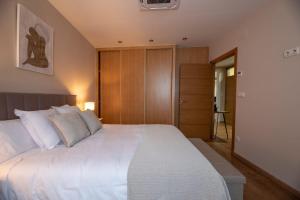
[210,53,237,155]
[0,0,299,199]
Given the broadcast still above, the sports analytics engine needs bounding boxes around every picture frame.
[16,4,54,75]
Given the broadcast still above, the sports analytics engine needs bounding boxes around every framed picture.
[16,4,54,75]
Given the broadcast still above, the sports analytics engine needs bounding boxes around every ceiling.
[48,0,270,48]
[215,56,235,68]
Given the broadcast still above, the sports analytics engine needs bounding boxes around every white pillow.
[0,119,37,164]
[49,112,90,147]
[52,105,81,114]
[15,109,60,149]
[80,110,102,134]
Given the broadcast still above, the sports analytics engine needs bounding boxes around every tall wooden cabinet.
[146,49,173,124]
[99,47,175,125]
[100,51,121,123]
[120,49,145,124]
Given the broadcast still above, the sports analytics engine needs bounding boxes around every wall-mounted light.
[84,102,95,111]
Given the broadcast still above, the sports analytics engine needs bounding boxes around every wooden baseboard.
[232,152,300,198]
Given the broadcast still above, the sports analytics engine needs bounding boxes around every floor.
[214,120,232,142]
[207,123,299,200]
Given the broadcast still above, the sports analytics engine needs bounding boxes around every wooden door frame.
[98,51,101,117]
[210,48,238,153]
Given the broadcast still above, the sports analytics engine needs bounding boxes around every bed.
[0,93,230,200]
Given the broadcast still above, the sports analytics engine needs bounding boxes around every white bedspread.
[0,124,230,200]
[0,125,141,200]
[128,125,230,200]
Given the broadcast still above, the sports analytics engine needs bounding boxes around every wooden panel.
[120,49,145,124]
[180,109,212,125]
[225,76,235,125]
[180,79,212,95]
[180,125,210,140]
[180,65,212,79]
[179,64,213,139]
[180,95,212,110]
[176,47,209,64]
[146,48,173,124]
[100,51,121,124]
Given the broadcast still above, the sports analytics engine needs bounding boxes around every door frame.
[98,51,101,117]
[210,48,238,153]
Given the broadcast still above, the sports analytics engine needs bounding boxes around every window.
[227,67,235,77]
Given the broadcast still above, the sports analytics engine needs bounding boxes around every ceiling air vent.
[140,0,180,10]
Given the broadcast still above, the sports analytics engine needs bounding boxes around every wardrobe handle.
[180,98,186,105]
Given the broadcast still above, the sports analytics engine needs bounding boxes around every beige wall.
[209,0,300,192]
[0,0,97,110]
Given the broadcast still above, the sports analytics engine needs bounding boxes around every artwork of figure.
[23,27,49,68]
[17,4,53,75]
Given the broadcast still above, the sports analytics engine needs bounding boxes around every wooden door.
[100,51,121,123]
[225,76,235,125]
[145,48,173,124]
[120,49,145,124]
[179,64,213,140]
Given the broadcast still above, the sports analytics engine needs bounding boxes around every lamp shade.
[84,102,95,111]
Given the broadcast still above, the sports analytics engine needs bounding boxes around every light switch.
[284,47,300,58]
[237,71,243,77]
[238,92,246,98]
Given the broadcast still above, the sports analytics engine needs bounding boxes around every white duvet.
[0,125,141,200]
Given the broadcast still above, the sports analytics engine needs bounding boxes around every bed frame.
[0,92,76,120]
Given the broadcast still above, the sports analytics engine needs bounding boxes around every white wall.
[0,0,97,109]
[215,68,226,121]
[215,68,226,112]
[209,0,300,191]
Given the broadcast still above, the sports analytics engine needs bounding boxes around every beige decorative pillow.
[52,105,81,114]
[49,112,90,147]
[79,110,102,134]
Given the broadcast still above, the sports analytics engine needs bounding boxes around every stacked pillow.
[51,105,102,147]
[0,105,102,164]
[49,112,90,147]
[14,105,102,149]
[52,105,81,114]
[15,109,61,149]
[0,119,37,164]
[51,105,103,134]
[78,110,103,134]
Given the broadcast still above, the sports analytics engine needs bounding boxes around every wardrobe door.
[120,49,145,124]
[100,51,121,124]
[145,48,173,124]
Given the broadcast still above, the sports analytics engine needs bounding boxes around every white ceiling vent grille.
[139,0,180,10]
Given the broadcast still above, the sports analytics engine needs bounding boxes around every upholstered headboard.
[0,93,76,120]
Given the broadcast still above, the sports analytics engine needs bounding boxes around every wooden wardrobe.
[99,46,175,125]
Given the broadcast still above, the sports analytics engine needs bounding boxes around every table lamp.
[84,102,95,111]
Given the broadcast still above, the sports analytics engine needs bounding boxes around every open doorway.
[210,48,237,154]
